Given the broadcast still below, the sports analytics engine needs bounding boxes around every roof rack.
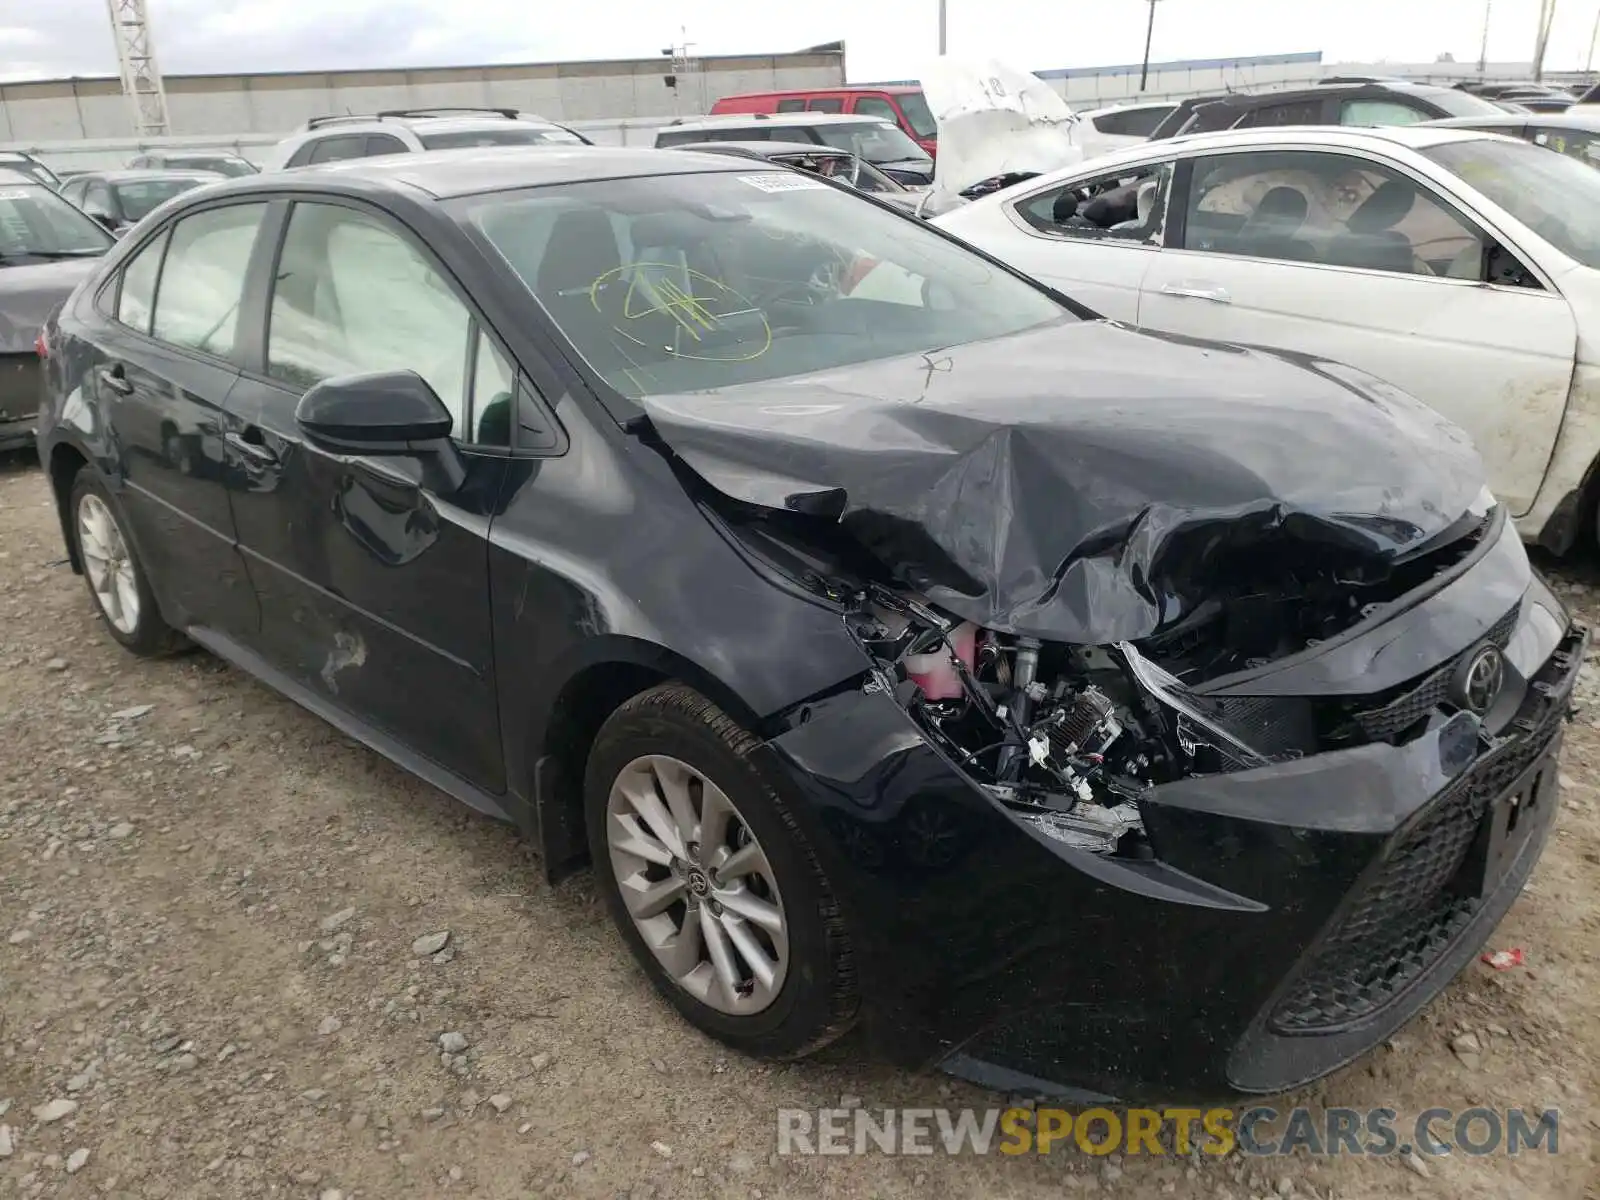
[374,107,521,120]
[305,107,523,130]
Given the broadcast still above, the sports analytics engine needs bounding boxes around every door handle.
[225,428,280,467]
[1159,282,1233,303]
[96,364,133,396]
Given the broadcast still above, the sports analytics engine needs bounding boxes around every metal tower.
[106,0,171,136]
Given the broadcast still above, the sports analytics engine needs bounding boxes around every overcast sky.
[3,0,1600,83]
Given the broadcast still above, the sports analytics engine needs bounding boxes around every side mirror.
[295,370,465,494]
[87,210,117,231]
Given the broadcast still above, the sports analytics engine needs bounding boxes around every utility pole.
[1533,0,1558,81]
[1477,0,1493,75]
[1139,0,1161,91]
[106,0,170,136]
[1587,2,1600,74]
[938,0,947,56]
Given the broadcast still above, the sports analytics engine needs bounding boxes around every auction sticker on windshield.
[738,173,830,193]
[0,190,31,200]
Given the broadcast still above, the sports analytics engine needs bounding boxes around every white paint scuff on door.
[320,631,367,694]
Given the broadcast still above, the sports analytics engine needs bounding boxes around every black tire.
[585,682,858,1059]
[67,469,185,657]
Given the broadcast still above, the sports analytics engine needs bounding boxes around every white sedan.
[934,124,1600,551]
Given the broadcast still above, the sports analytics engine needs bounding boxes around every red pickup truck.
[711,86,938,156]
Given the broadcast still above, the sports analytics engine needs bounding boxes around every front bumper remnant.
[762,614,1584,1101]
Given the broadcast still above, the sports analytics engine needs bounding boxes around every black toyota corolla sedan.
[35,147,1582,1100]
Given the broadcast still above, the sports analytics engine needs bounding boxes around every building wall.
[0,48,848,142]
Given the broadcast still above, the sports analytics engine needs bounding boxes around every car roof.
[210,146,750,200]
[83,169,223,182]
[1206,80,1469,107]
[1425,109,1600,132]
[673,140,853,157]
[150,150,250,159]
[298,111,565,134]
[723,85,920,96]
[666,112,895,130]
[1062,123,1500,171]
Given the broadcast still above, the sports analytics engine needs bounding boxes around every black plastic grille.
[1270,636,1574,1034]
[1347,603,1521,743]
[0,353,38,422]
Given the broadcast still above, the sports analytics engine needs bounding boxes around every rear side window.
[808,97,844,113]
[151,203,268,358]
[364,133,408,157]
[1241,99,1324,127]
[1093,106,1173,138]
[775,98,807,113]
[293,135,366,166]
[116,229,168,334]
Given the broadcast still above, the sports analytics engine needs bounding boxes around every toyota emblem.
[1450,644,1506,715]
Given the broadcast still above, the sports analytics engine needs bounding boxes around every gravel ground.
[1,453,1597,1200]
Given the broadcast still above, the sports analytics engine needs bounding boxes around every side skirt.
[184,626,515,825]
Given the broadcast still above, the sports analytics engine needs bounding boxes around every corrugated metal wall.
[0,48,848,142]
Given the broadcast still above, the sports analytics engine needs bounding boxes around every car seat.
[1326,180,1418,273]
[532,208,626,356]
[1231,186,1316,261]
[1110,179,1160,234]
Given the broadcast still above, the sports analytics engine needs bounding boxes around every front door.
[1138,147,1576,516]
[221,199,509,791]
[83,203,271,636]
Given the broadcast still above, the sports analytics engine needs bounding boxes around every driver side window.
[1181,150,1487,279]
[1012,162,1174,245]
[267,202,472,436]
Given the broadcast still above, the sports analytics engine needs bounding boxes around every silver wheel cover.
[606,754,789,1015]
[77,493,140,636]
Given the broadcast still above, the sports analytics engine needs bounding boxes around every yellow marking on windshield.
[588,262,773,363]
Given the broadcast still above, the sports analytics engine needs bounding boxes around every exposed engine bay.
[845,585,1284,858]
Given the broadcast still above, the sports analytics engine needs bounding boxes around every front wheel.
[69,470,184,657]
[585,683,857,1058]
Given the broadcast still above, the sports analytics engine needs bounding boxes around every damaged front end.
[637,320,1581,1095]
[838,492,1500,863]
[845,588,1257,857]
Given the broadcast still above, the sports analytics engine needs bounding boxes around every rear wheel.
[585,683,857,1058]
[69,470,183,657]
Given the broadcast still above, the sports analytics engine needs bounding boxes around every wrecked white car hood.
[922,57,1086,211]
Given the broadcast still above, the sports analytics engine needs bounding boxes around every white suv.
[262,108,589,170]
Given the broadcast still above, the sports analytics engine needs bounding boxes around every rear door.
[79,201,270,635]
[220,198,508,790]
[1137,146,1576,516]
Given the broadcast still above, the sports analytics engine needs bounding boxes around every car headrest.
[534,208,622,298]
[1348,180,1415,233]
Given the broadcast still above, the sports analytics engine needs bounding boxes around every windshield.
[1529,126,1600,168]
[1421,89,1507,118]
[896,91,937,139]
[171,156,256,176]
[773,153,905,193]
[1425,137,1600,268]
[0,182,112,258]
[114,178,209,221]
[462,169,1065,398]
[420,126,587,149]
[812,121,932,166]
[0,154,59,189]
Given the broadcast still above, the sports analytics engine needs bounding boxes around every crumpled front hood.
[0,258,98,353]
[640,320,1487,643]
